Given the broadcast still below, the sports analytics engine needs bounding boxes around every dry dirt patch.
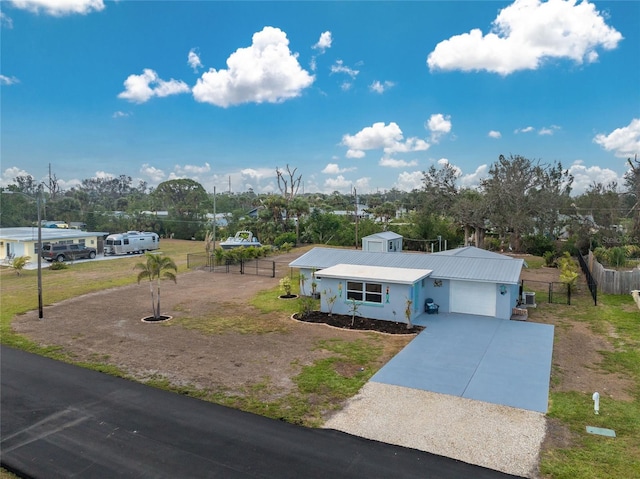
[12,252,410,405]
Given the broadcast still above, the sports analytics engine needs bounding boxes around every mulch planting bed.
[293,311,424,335]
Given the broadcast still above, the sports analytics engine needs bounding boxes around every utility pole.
[37,184,43,319]
[354,187,358,249]
[213,186,216,249]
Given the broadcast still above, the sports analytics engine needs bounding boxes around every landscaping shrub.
[49,262,68,270]
[522,234,556,257]
[557,252,578,291]
[274,232,297,248]
[543,251,557,267]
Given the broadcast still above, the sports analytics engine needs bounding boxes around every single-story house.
[0,227,109,262]
[289,246,523,321]
[361,231,403,252]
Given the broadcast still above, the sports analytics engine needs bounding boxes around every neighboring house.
[362,231,403,252]
[332,204,371,220]
[289,246,523,321]
[0,227,109,261]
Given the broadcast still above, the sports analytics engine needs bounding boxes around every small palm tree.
[135,252,177,320]
[11,255,30,276]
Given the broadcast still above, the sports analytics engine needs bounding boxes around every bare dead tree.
[276,165,302,202]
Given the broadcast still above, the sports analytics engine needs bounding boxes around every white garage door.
[450,280,496,317]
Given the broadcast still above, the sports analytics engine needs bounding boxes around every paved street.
[1,346,521,478]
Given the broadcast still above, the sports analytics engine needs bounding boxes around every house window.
[124,239,129,245]
[347,281,383,304]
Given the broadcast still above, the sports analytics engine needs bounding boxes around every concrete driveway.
[370,313,554,413]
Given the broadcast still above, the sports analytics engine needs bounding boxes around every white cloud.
[313,31,332,52]
[427,0,623,75]
[174,163,211,176]
[342,122,429,158]
[593,118,640,158]
[0,167,32,187]
[436,158,462,177]
[330,60,359,78]
[112,111,130,118]
[192,27,314,107]
[539,125,561,135]
[515,126,535,134]
[394,171,424,192]
[459,164,489,189]
[324,175,351,191]
[240,167,273,180]
[0,75,19,86]
[322,163,356,174]
[322,175,371,194]
[379,158,419,168]
[369,80,395,94]
[340,81,353,91]
[488,130,502,139]
[94,171,115,180]
[1,12,13,28]
[140,164,165,183]
[568,160,622,195]
[353,177,371,193]
[426,113,452,143]
[188,49,203,72]
[9,0,105,16]
[118,69,190,104]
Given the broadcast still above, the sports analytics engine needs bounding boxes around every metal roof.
[0,227,108,242]
[362,231,402,240]
[315,264,432,284]
[289,247,523,284]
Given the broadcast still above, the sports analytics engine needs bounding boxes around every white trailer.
[104,231,160,255]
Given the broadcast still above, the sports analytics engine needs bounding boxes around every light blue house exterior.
[314,264,432,324]
[289,246,523,321]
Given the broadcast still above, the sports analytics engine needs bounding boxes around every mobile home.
[104,231,159,255]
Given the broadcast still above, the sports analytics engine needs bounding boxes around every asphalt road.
[1,346,522,478]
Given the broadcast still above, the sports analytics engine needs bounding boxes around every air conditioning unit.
[523,292,536,307]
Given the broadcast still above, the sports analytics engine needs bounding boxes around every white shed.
[361,231,403,253]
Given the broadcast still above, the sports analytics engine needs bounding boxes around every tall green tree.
[135,253,177,320]
[451,189,487,247]
[481,155,570,252]
[624,155,640,238]
[152,179,211,239]
[420,162,460,216]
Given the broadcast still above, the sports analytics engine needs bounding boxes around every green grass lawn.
[538,287,640,478]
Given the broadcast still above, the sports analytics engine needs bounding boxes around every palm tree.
[135,253,177,320]
[11,255,30,276]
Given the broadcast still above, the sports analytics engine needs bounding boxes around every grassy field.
[539,293,640,478]
[2,244,639,478]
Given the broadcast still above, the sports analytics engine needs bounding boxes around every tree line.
[2,155,639,256]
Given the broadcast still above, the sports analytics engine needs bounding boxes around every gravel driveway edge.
[323,382,546,478]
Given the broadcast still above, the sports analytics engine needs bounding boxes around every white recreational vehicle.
[104,231,160,255]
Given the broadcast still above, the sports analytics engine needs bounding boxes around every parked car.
[40,244,97,262]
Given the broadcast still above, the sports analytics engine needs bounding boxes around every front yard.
[1,243,638,478]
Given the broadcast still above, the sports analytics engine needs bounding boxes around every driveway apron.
[370,314,554,413]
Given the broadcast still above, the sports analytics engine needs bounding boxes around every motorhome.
[104,231,160,255]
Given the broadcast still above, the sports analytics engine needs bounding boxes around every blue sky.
[1,0,639,196]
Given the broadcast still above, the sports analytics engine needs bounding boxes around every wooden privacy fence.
[588,251,640,295]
